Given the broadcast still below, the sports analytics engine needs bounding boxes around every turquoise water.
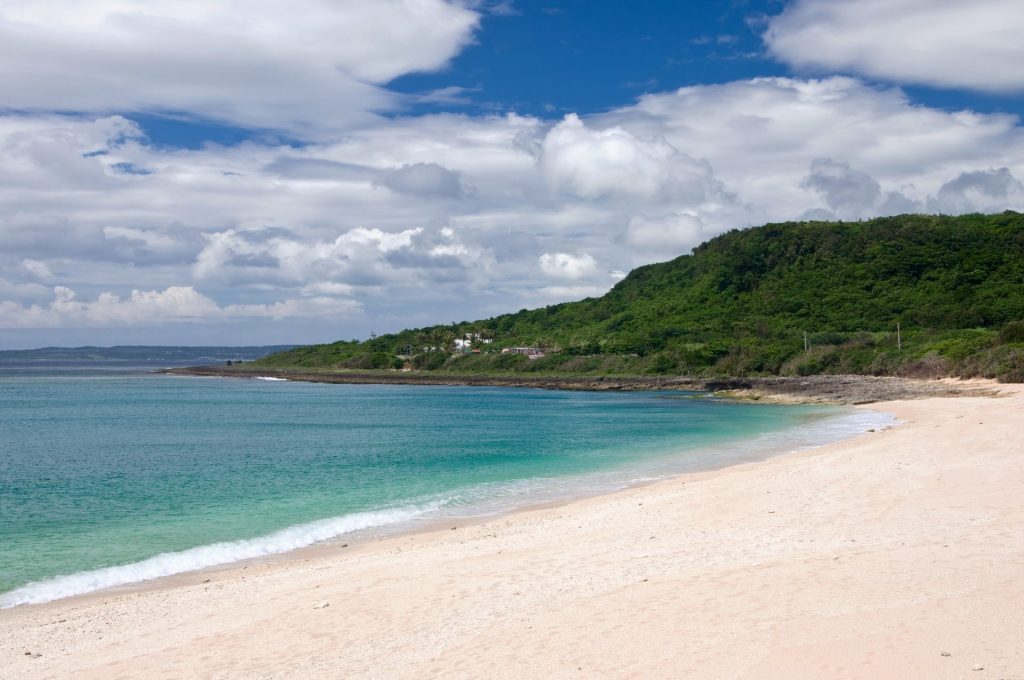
[0,368,891,606]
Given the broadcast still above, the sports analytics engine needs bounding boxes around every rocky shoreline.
[161,366,1001,404]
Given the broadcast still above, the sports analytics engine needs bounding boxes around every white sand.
[3,383,1023,679]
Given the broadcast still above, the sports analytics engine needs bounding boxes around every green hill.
[259,212,1024,381]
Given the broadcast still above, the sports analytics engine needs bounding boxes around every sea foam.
[0,503,438,608]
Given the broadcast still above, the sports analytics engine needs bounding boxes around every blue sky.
[1,0,1023,348]
[393,1,786,117]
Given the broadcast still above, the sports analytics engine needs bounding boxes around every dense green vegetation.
[259,213,1024,382]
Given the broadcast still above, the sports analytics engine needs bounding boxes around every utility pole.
[804,331,809,353]
[896,322,902,350]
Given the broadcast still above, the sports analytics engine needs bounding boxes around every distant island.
[0,345,296,366]
[245,213,1023,383]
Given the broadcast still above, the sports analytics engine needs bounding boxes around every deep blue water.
[0,366,891,606]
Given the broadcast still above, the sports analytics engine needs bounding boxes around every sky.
[1,0,1023,349]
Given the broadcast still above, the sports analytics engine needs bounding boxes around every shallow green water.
[0,368,888,606]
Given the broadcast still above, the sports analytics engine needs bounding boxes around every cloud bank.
[3,76,1024,343]
[2,2,1024,346]
[0,286,361,329]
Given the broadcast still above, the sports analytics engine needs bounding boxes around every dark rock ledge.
[162,366,1002,405]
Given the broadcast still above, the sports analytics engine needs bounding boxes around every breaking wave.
[0,503,439,608]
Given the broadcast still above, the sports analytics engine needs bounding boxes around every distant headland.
[230,213,1024,384]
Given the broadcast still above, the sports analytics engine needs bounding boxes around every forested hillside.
[259,212,1024,381]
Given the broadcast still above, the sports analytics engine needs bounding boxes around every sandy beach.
[2,382,1022,679]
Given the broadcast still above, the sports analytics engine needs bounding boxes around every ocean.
[0,363,894,607]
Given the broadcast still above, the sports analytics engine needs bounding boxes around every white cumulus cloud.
[540,114,724,203]
[193,226,425,287]
[603,77,1024,221]
[0,0,480,136]
[765,0,1024,93]
[538,252,599,280]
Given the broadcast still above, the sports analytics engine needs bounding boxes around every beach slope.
[2,384,1022,679]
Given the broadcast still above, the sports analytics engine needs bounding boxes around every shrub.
[412,352,447,370]
[925,330,997,361]
[999,320,1024,344]
[558,356,604,373]
[491,353,528,370]
[645,352,677,374]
